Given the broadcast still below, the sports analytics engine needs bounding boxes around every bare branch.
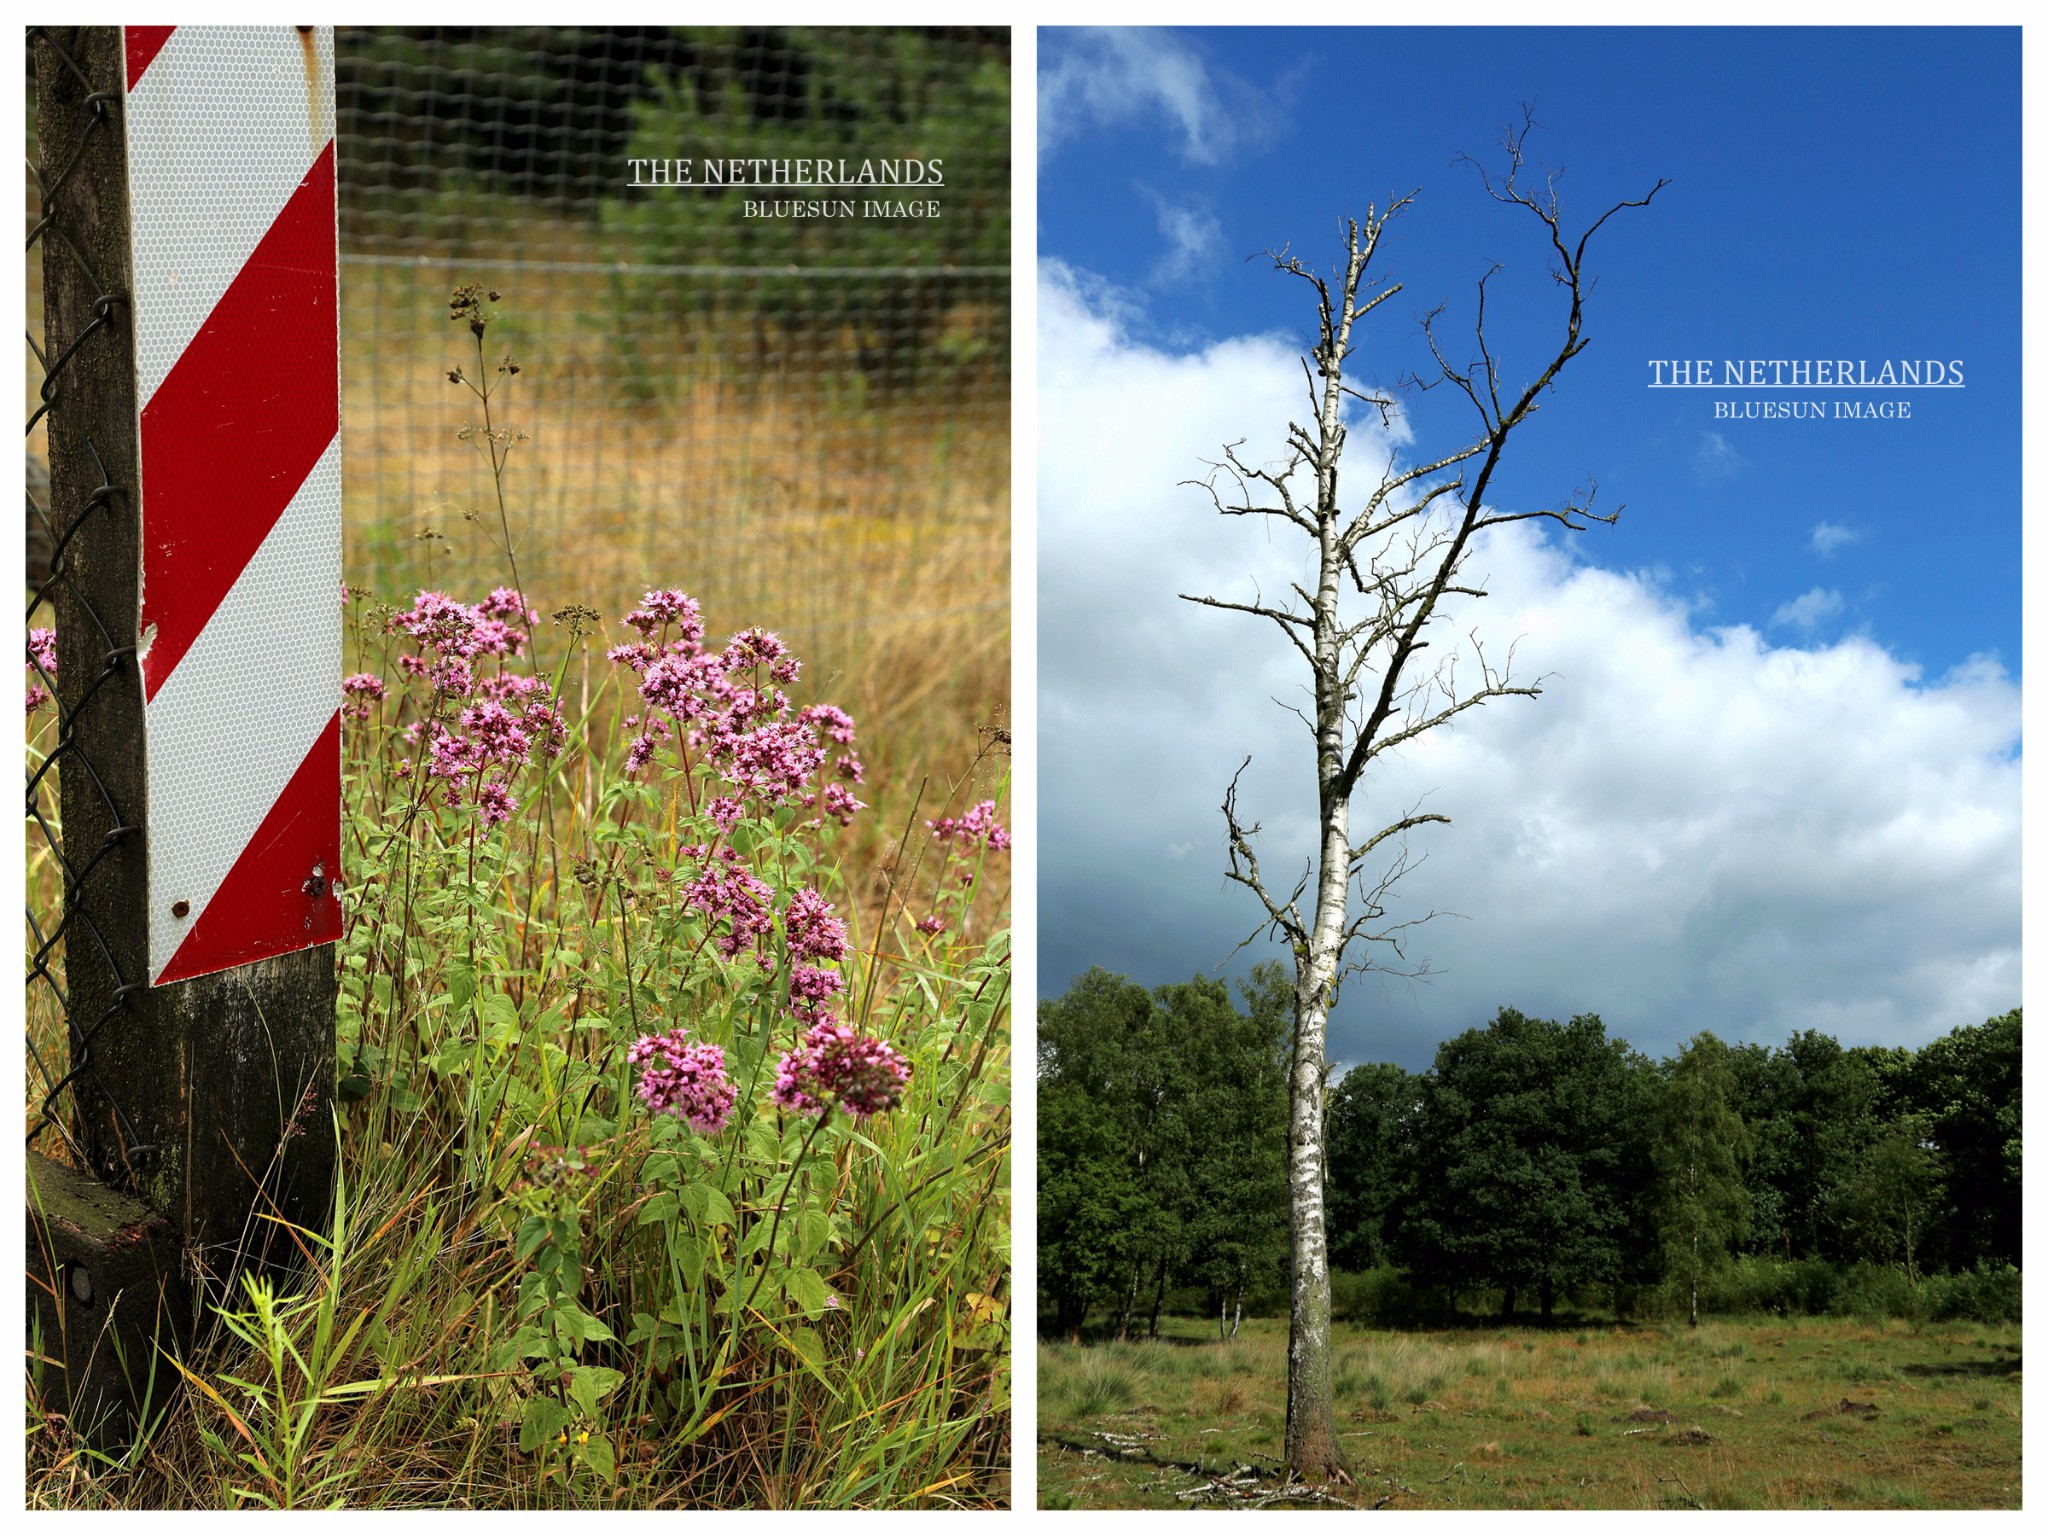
[1180,590,1317,671]
[1220,758,1307,949]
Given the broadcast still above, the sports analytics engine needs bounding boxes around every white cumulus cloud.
[1138,186,1223,285]
[1039,263,2020,1068]
[1040,28,1267,165]
[1771,586,1845,631]
[1811,520,1863,557]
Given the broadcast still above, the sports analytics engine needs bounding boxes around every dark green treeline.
[1038,968,2020,1334]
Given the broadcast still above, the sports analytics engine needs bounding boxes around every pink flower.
[628,1028,735,1134]
[928,800,1010,852]
[771,1018,912,1120]
[914,915,945,936]
[341,672,386,720]
[475,780,516,826]
[478,586,539,625]
[782,889,848,964]
[801,704,857,746]
[26,627,56,716]
[787,964,845,1015]
[626,589,705,646]
[682,847,776,960]
[722,627,787,669]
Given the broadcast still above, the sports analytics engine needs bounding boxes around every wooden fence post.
[28,24,340,1443]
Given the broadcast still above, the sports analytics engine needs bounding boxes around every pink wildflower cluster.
[771,1018,912,1120]
[781,887,850,1018]
[627,1027,736,1134]
[608,590,866,825]
[25,627,55,715]
[914,799,1011,935]
[681,844,777,960]
[389,590,566,827]
[927,800,1011,853]
[390,588,531,696]
[341,672,386,720]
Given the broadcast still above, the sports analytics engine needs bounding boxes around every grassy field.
[1039,1314,2021,1509]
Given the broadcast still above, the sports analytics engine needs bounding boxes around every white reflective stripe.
[144,435,342,980]
[126,25,335,410]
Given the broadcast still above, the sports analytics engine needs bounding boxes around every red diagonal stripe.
[139,141,337,701]
[156,711,342,984]
[124,26,177,89]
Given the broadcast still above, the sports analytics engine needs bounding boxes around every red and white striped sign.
[124,25,343,985]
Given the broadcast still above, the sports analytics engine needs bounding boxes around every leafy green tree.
[1399,1008,1655,1323]
[1325,1060,1423,1272]
[1174,967,1290,1339]
[1037,966,1292,1343]
[1653,1033,1753,1327]
[1725,1040,1803,1260]
[1840,1114,1945,1281]
[1906,1008,2020,1269]
[1725,1031,1887,1263]
[1036,969,1158,1340]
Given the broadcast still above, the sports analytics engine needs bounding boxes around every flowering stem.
[470,325,540,680]
[858,778,927,1034]
[612,877,640,1036]
[740,1110,831,1319]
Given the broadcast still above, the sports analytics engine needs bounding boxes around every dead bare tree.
[1181,113,1664,1481]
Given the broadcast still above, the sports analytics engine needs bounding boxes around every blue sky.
[1037,26,2021,1070]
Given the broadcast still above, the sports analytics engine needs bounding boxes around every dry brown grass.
[1040,1314,2022,1509]
[336,260,1010,891]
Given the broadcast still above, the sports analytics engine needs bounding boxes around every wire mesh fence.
[26,25,1011,1168]
[25,26,147,1173]
[330,25,1011,644]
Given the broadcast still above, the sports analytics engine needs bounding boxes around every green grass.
[1038,1314,2021,1509]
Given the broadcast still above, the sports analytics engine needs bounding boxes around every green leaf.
[567,1364,625,1416]
[797,1206,832,1260]
[700,1186,736,1229]
[668,1229,707,1286]
[582,1432,616,1483]
[637,1190,680,1226]
[514,1215,551,1264]
[786,1266,830,1317]
[519,1395,571,1453]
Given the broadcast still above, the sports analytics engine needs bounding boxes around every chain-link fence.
[27,24,1011,1167]
[26,27,146,1174]
[331,25,1010,642]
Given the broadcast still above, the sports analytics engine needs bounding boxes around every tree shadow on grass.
[1901,1354,2021,1378]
